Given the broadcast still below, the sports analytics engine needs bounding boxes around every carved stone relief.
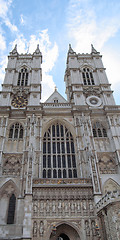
[2,154,22,176]
[97,153,117,174]
[85,219,96,238]
[33,220,44,237]
[85,220,90,236]
[32,187,94,218]
[83,86,101,97]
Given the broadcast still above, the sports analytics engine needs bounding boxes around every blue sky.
[0,0,120,103]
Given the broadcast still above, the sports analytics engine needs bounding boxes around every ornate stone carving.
[91,220,96,236]
[33,192,94,218]
[12,87,29,96]
[85,220,90,236]
[33,221,37,237]
[39,221,44,236]
[97,153,117,174]
[3,155,21,176]
[83,86,101,97]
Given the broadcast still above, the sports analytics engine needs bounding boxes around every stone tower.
[0,44,120,240]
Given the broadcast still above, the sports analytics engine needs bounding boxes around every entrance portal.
[50,223,80,240]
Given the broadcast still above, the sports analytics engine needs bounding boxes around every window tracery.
[82,68,95,85]
[93,122,107,137]
[17,68,28,86]
[42,123,77,178]
[9,123,23,139]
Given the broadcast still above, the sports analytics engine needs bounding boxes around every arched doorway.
[58,233,70,240]
[49,223,80,240]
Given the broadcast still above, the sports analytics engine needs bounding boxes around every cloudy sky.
[0,0,120,103]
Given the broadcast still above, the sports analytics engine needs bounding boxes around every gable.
[45,90,67,103]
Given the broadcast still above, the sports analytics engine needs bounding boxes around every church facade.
[0,44,120,240]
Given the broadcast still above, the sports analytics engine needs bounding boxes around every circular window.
[86,96,102,107]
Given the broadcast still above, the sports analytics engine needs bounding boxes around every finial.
[10,44,18,55]
[33,44,41,55]
[68,44,75,54]
[91,44,100,54]
[54,86,57,91]
[37,44,39,50]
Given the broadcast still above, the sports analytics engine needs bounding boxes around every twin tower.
[0,44,120,240]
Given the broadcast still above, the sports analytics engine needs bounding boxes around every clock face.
[11,95,28,108]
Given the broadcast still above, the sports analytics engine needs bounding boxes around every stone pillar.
[23,194,32,239]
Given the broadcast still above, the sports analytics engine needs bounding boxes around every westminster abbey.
[0,44,120,240]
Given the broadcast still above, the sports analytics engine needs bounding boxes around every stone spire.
[10,44,18,55]
[91,44,100,54]
[33,44,41,55]
[68,44,76,54]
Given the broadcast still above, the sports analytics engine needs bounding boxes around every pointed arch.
[0,180,19,225]
[80,63,95,71]
[103,178,120,194]
[48,221,81,240]
[42,118,76,139]
[16,64,31,86]
[80,65,95,85]
[0,179,19,197]
[16,63,31,72]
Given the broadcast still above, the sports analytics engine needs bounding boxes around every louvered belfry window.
[17,68,28,86]
[82,68,95,85]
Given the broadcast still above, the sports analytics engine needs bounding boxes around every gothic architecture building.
[0,44,120,240]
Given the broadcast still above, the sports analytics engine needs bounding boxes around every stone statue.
[85,220,90,236]
[33,221,37,237]
[91,221,96,236]
[39,221,44,236]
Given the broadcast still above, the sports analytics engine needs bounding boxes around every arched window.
[42,123,77,178]
[82,68,95,85]
[93,122,107,138]
[7,194,16,224]
[17,68,29,86]
[9,123,23,139]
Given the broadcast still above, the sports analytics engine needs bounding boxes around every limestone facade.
[0,44,120,240]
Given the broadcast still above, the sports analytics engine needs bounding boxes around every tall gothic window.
[93,122,107,137]
[42,123,77,178]
[9,123,23,139]
[17,68,28,86]
[82,68,95,85]
[7,194,16,224]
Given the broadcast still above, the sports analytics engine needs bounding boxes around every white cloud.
[67,0,120,52]
[9,29,59,102]
[102,49,120,104]
[4,18,18,32]
[0,0,12,18]
[20,14,26,25]
[10,34,27,53]
[0,55,7,87]
[0,0,18,32]
[0,32,6,51]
